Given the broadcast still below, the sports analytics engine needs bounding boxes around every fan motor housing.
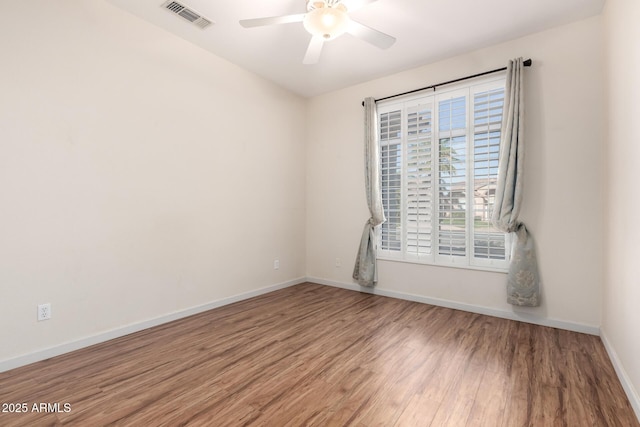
[307,0,347,12]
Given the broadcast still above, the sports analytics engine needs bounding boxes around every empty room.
[1,0,639,425]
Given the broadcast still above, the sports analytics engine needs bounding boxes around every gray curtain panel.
[492,58,540,307]
[353,97,386,287]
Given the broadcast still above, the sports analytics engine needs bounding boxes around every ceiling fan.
[239,0,396,65]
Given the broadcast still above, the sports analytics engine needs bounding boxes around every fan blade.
[303,36,324,65]
[347,20,396,49]
[239,13,305,28]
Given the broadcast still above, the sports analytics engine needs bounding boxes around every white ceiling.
[106,0,604,98]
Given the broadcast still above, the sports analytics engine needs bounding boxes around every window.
[378,76,510,271]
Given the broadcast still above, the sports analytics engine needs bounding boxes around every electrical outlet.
[274,259,280,270]
[335,258,341,268]
[37,303,51,321]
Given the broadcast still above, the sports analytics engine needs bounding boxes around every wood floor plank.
[466,366,509,427]
[393,392,440,427]
[0,283,637,427]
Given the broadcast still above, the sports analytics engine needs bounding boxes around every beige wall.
[0,0,306,363]
[306,16,605,330]
[603,0,640,416]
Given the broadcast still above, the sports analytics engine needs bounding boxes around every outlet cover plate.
[37,303,51,321]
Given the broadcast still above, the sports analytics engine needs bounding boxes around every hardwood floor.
[0,283,637,426]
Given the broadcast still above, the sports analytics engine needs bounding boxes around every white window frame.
[377,74,511,272]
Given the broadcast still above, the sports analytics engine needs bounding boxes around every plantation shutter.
[437,94,467,260]
[380,110,402,252]
[472,88,507,262]
[406,103,433,256]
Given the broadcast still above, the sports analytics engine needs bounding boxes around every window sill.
[377,256,509,274]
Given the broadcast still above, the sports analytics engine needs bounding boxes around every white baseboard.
[307,276,600,336]
[600,330,640,422]
[0,277,306,373]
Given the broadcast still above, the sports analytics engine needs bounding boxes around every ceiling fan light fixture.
[239,0,395,65]
[303,5,350,40]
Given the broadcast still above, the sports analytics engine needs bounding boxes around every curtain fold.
[492,57,540,307]
[353,97,386,287]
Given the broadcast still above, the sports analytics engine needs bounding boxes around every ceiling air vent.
[162,1,213,29]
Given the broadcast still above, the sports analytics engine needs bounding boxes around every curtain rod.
[361,59,532,106]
